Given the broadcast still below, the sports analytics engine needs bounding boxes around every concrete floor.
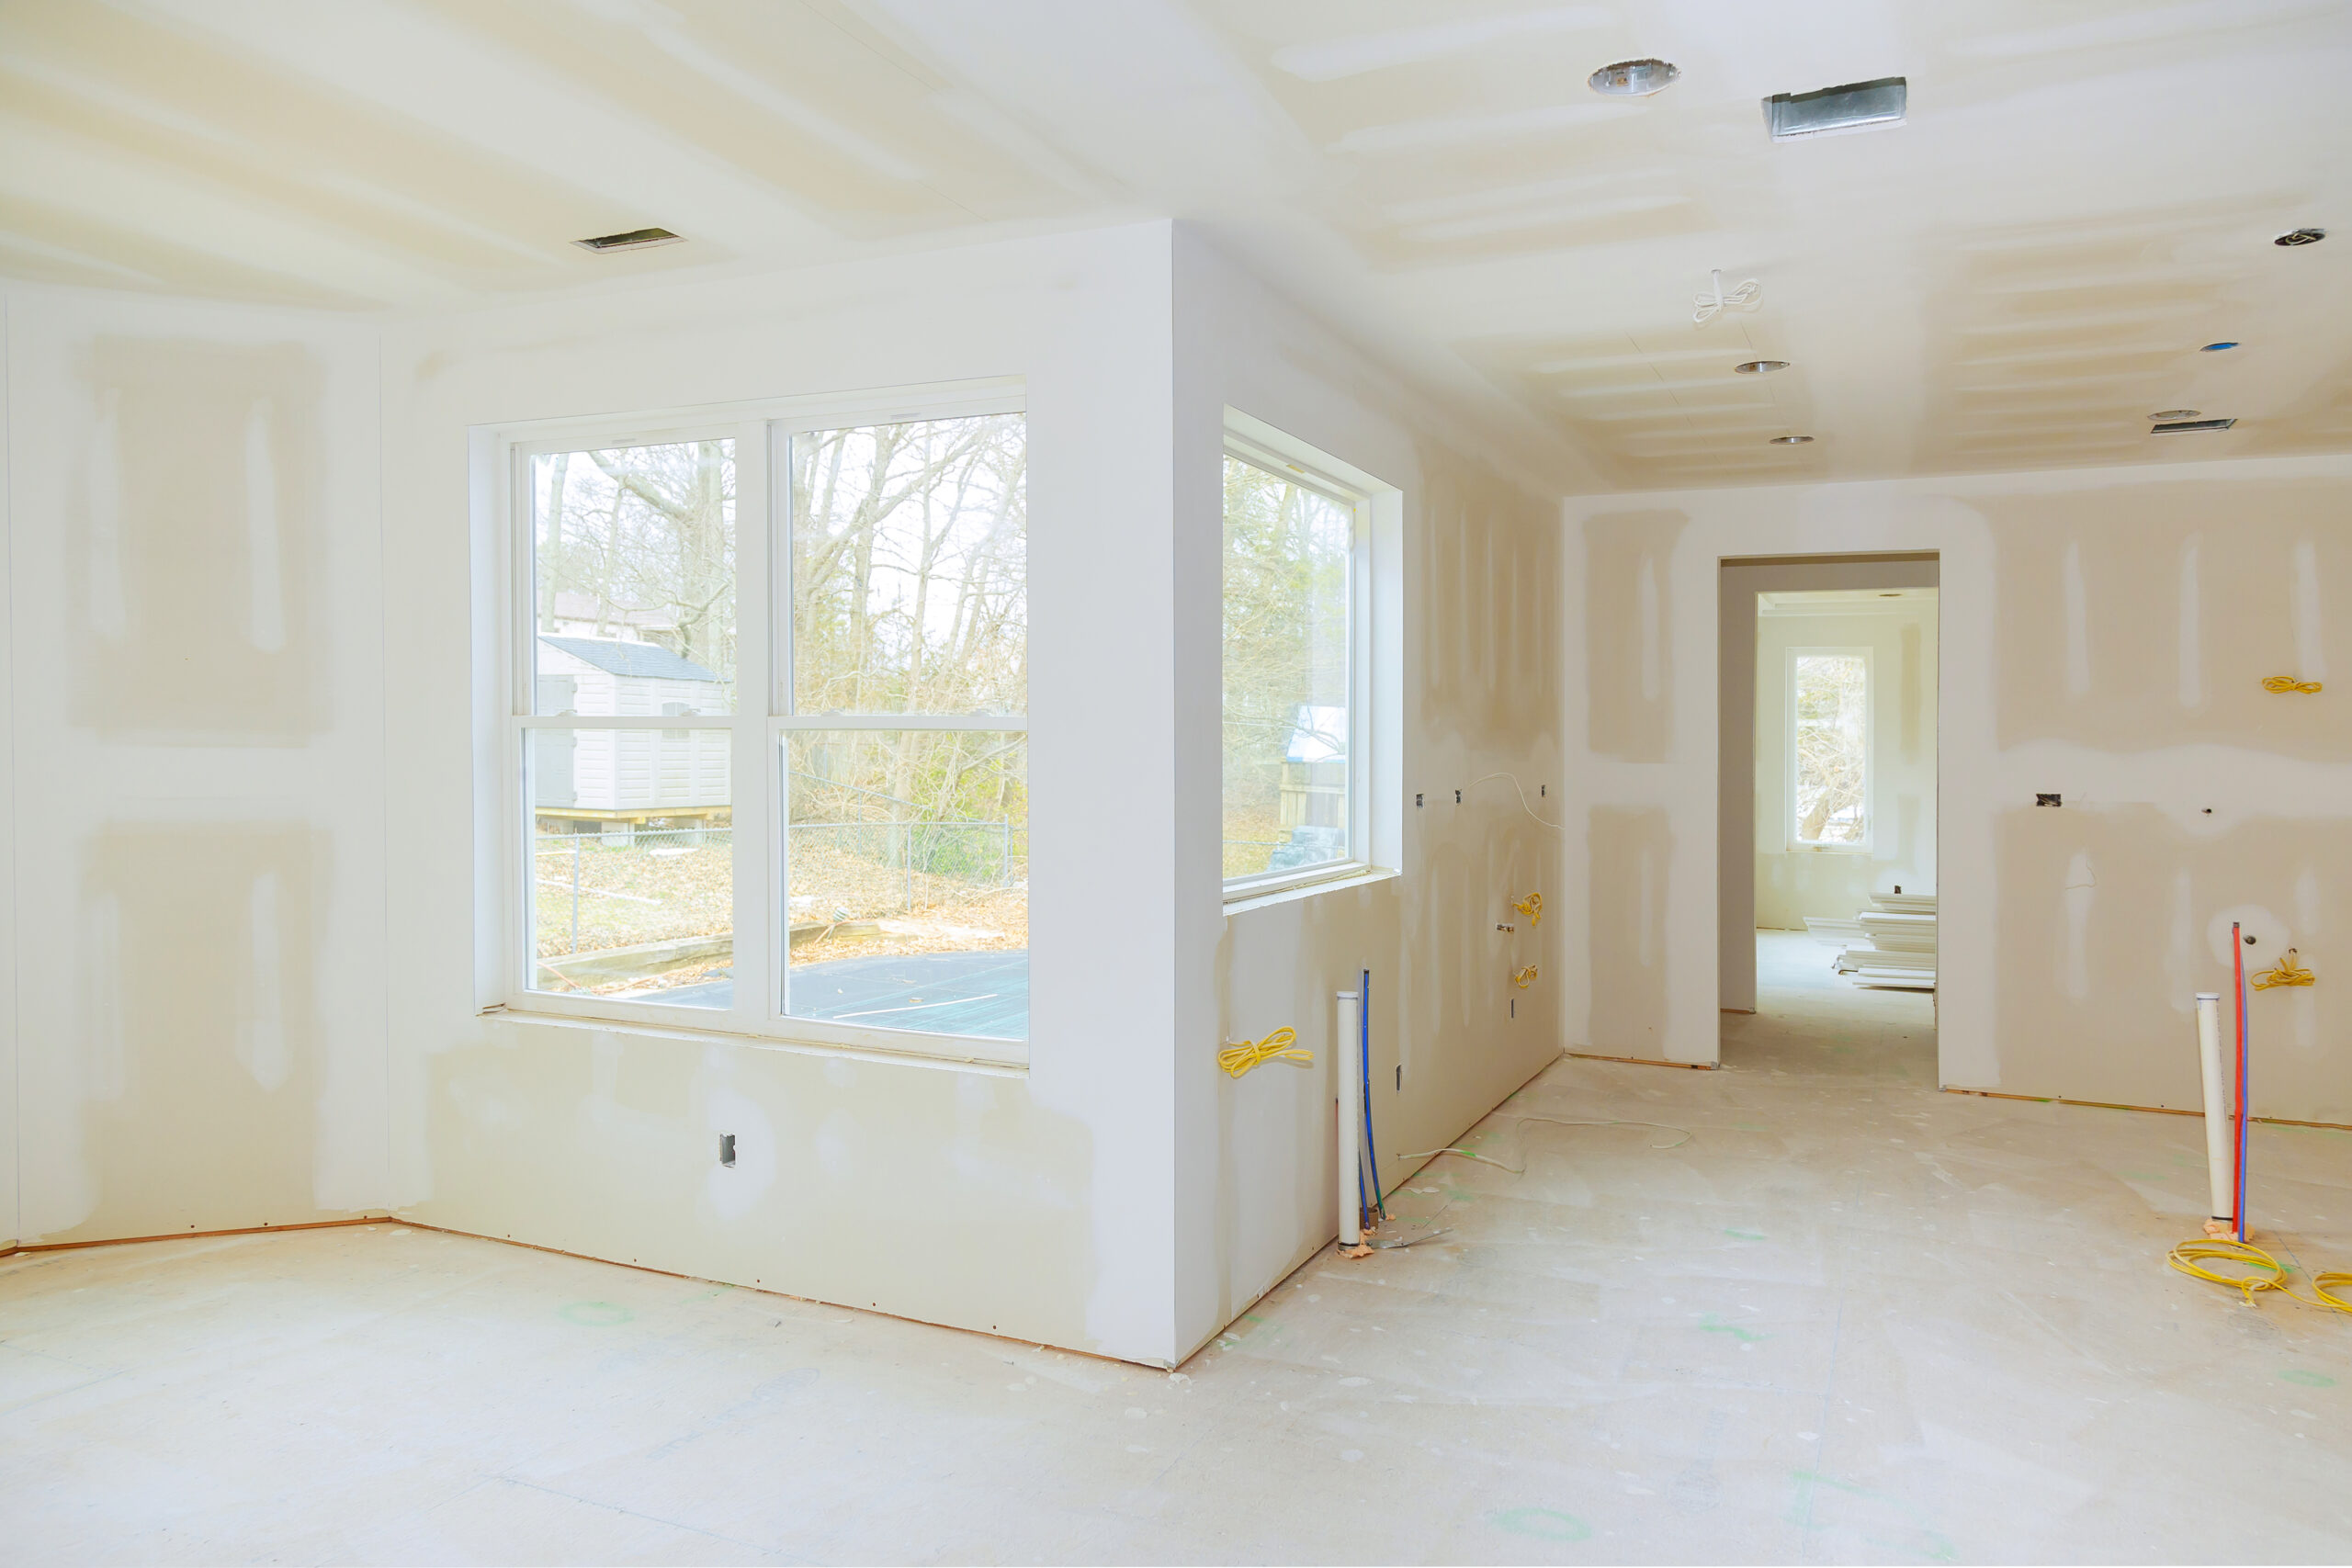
[5,932,2347,1564]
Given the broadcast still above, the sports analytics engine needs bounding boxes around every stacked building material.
[1830,893,1937,990]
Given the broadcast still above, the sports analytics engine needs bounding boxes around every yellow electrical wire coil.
[1512,892,1543,926]
[2166,1237,2352,1314]
[2253,947,2315,990]
[1217,1027,1313,1078]
[1511,964,1539,988]
[2261,675,2324,694]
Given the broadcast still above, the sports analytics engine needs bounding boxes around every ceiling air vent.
[1763,77,1906,141]
[573,227,684,254]
[2152,417,2237,434]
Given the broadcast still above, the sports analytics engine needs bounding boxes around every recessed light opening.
[2149,409,2200,421]
[1770,434,1815,445]
[1763,77,1906,141]
[1734,359,1789,374]
[573,227,684,253]
[2275,228,2326,247]
[1589,58,1679,96]
[2152,417,2237,434]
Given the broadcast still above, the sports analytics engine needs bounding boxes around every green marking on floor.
[1490,1507,1591,1541]
[558,1301,632,1326]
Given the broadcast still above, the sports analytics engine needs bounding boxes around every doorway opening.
[1718,557,1939,1084]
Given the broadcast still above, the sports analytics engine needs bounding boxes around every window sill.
[1223,864,1398,916]
[1790,842,1872,856]
[474,1004,1027,1076]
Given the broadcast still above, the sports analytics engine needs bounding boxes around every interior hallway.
[1723,930,1938,1084]
[6,953,2347,1564]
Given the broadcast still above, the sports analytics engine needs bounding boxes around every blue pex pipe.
[1359,967,1385,1222]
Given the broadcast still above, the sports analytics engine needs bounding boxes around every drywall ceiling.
[5,0,2349,493]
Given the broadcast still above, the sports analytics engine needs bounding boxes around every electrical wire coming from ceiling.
[1693,267,1761,325]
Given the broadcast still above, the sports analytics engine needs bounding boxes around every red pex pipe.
[2232,922,2249,1244]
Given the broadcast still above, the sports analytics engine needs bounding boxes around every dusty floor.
[4,934,2348,1564]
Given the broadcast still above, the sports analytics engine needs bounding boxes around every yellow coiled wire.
[1217,1027,1313,1078]
[1511,964,1540,988]
[2262,675,2324,694]
[2252,948,2315,990]
[2167,1237,2352,1314]
[1512,892,1544,926]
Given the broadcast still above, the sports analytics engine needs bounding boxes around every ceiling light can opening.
[574,227,684,253]
[2275,228,2326,247]
[1589,58,1679,96]
[2152,417,2237,434]
[1770,434,1815,445]
[1763,77,1906,141]
[1734,359,1789,374]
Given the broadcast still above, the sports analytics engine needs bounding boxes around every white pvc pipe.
[1337,989,1361,1247]
[2195,991,2232,1224]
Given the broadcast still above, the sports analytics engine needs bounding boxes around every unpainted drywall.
[1562,457,2352,1120]
[1582,511,1680,761]
[1171,231,1561,1356]
[419,1021,1099,1346]
[380,224,1187,1364]
[5,284,390,1244]
[75,338,328,742]
[1995,804,2348,1122]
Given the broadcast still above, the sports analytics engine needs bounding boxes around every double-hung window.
[1789,648,1870,850]
[505,382,1027,1062]
[1220,421,1374,899]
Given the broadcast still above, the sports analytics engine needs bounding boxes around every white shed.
[533,637,730,822]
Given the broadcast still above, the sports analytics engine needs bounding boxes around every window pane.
[788,416,1025,716]
[1222,457,1351,880]
[533,439,735,716]
[527,728,732,1006]
[1793,654,1868,844]
[783,730,1026,1041]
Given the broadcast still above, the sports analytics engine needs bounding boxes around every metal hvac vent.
[1763,77,1906,141]
[2152,417,2238,434]
[572,227,684,253]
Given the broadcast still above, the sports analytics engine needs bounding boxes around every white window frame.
[1219,413,1383,905]
[485,378,1029,1067]
[1786,644,1872,854]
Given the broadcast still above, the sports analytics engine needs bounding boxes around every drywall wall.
[2,283,390,1244]
[1752,597,1939,931]
[1172,232,1562,1357]
[379,223,1190,1363]
[1563,457,2352,1124]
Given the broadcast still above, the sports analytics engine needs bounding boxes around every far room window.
[506,383,1027,1062]
[1221,432,1368,897]
[1790,649,1869,848]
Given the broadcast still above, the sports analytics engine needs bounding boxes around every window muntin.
[1222,454,1357,886]
[506,394,1026,1055]
[782,729,1026,1041]
[788,415,1025,717]
[1791,649,1870,848]
[532,440,735,716]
